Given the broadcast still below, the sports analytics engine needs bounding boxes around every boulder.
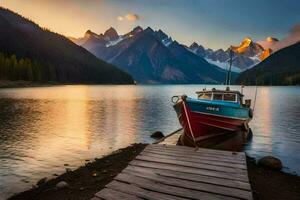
[56,181,69,189]
[258,156,282,170]
[151,131,164,138]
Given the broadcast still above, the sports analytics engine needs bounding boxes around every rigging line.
[253,85,258,111]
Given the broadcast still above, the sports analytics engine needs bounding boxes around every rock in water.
[151,131,164,138]
[258,156,282,170]
[56,181,69,189]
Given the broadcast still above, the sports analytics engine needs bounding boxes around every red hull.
[177,101,249,146]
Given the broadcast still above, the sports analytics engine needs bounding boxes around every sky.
[1,0,300,49]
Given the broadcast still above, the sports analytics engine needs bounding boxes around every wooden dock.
[91,142,253,200]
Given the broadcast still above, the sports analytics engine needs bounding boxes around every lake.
[0,85,300,199]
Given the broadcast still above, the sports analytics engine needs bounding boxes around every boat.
[172,47,254,148]
[172,87,253,147]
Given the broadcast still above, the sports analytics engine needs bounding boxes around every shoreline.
[1,81,300,89]
[247,156,300,200]
[8,144,146,200]
[0,81,136,89]
[0,81,60,89]
[7,143,300,200]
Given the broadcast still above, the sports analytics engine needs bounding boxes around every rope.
[253,86,258,111]
[182,100,198,148]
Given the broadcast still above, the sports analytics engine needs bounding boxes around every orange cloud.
[118,13,139,21]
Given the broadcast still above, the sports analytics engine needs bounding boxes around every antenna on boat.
[225,47,234,85]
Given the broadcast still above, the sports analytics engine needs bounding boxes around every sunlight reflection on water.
[0,85,299,199]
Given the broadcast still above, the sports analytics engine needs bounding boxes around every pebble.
[92,172,98,177]
[56,181,69,189]
[79,187,85,191]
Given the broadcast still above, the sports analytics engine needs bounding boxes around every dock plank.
[146,145,246,159]
[123,168,252,199]
[135,155,247,174]
[92,144,252,200]
[150,144,245,156]
[95,188,141,200]
[140,151,247,169]
[130,160,248,182]
[106,181,188,200]
[125,165,251,190]
[115,173,239,200]
[143,148,245,162]
[143,149,246,164]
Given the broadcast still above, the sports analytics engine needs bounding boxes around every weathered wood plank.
[150,144,245,157]
[147,144,245,158]
[92,143,252,200]
[139,152,247,169]
[130,160,249,182]
[135,155,247,175]
[122,169,252,200]
[144,148,245,162]
[106,180,188,200]
[95,188,142,200]
[143,149,245,164]
[148,145,245,159]
[115,173,239,200]
[90,197,102,200]
[125,165,251,190]
[146,145,245,159]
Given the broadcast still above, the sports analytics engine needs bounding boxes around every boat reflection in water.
[172,87,254,150]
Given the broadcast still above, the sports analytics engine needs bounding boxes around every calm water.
[0,85,299,199]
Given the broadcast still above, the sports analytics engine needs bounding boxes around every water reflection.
[249,87,273,152]
[0,85,300,199]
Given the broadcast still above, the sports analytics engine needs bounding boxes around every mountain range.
[236,41,300,85]
[71,27,233,84]
[188,37,275,72]
[71,26,291,83]
[1,7,299,86]
[0,7,133,84]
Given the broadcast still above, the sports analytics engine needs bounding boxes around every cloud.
[270,23,300,51]
[117,13,140,21]
[117,16,124,21]
[289,23,300,35]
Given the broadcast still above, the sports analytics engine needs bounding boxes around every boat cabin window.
[223,93,236,101]
[212,93,237,102]
[198,92,239,102]
[212,93,223,100]
[198,93,212,100]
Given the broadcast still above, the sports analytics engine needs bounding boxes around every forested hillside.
[0,53,54,81]
[0,7,133,84]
